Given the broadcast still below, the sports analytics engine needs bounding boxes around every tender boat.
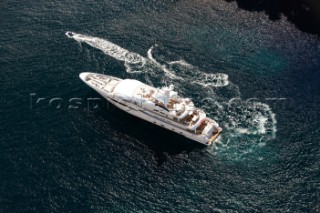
[79,72,222,145]
[65,31,74,38]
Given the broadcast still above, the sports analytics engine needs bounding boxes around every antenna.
[163,79,167,87]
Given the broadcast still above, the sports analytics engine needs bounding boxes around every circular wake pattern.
[229,101,277,137]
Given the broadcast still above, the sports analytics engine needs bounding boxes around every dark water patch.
[225,0,320,36]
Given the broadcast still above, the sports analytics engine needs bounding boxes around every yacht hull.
[79,72,221,146]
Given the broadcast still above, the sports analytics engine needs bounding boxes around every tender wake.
[67,32,277,159]
[70,32,146,67]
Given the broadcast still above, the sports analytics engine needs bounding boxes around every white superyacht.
[80,72,222,145]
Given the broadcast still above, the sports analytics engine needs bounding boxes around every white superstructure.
[79,72,222,145]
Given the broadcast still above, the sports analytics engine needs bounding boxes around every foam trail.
[168,60,193,68]
[147,44,156,60]
[66,32,181,79]
[66,31,146,66]
[147,45,182,80]
[194,73,229,87]
[168,61,229,87]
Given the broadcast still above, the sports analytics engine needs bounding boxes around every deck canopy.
[113,79,143,101]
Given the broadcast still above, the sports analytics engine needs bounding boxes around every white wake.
[68,31,146,66]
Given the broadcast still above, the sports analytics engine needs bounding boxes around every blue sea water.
[1,0,319,212]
